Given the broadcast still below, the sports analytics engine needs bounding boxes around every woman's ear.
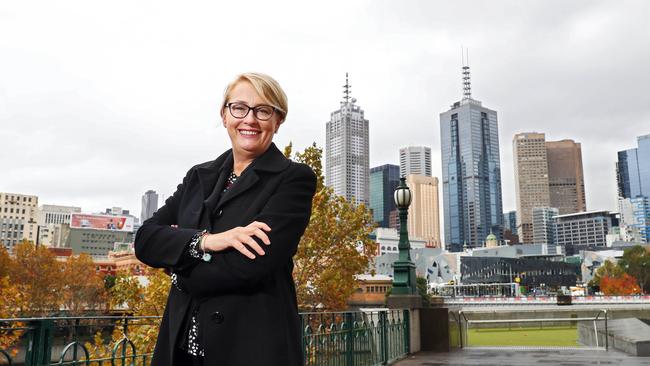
[220,113,227,128]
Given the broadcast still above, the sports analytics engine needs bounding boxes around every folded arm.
[177,164,316,296]
[134,168,201,270]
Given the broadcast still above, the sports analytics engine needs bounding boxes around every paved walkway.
[394,348,650,366]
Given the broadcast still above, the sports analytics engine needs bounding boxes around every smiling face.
[222,81,280,162]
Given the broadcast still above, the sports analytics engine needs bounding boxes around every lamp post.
[390,177,417,296]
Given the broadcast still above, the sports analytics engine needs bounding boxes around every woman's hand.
[202,221,272,259]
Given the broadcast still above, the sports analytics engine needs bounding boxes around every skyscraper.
[502,210,519,245]
[513,132,551,243]
[503,210,517,234]
[406,174,441,248]
[140,190,159,224]
[617,134,650,199]
[325,74,370,206]
[440,63,504,251]
[513,133,586,242]
[618,197,650,243]
[616,134,650,243]
[369,164,400,228]
[546,140,586,215]
[399,146,432,177]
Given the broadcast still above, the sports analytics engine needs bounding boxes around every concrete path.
[394,348,650,366]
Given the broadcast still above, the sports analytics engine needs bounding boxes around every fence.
[1,310,409,366]
[301,310,409,366]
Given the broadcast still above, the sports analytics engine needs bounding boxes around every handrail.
[459,308,609,350]
[1,311,411,366]
[0,349,13,366]
[0,315,162,322]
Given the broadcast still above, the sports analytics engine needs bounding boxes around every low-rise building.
[38,204,81,247]
[373,227,428,256]
[554,210,617,255]
[0,192,39,252]
[67,213,134,258]
[461,256,578,290]
[347,274,393,308]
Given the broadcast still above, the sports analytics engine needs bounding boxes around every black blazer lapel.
[214,169,260,213]
[191,150,233,229]
[214,143,291,214]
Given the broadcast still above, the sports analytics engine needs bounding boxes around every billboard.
[70,213,134,232]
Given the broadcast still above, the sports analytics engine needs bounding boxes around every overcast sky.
[2,1,649,231]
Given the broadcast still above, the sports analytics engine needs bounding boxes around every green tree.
[288,142,377,310]
[416,276,432,307]
[618,245,650,294]
[589,260,624,290]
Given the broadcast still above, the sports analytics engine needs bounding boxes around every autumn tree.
[0,247,23,356]
[9,240,65,315]
[61,254,108,314]
[588,259,624,290]
[600,273,641,295]
[618,245,650,294]
[87,269,170,363]
[286,142,377,310]
[109,270,144,312]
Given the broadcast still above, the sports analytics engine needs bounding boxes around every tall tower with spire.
[439,54,504,251]
[325,73,370,206]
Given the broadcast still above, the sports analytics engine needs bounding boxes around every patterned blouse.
[171,171,238,357]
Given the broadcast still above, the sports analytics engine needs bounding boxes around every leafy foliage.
[288,142,377,310]
[61,253,108,314]
[87,269,170,364]
[618,245,650,293]
[600,273,641,295]
[589,252,646,296]
[588,260,624,289]
[9,240,65,315]
[0,247,23,356]
[416,276,432,307]
[0,242,108,354]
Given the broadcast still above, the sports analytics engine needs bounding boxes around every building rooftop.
[554,210,611,219]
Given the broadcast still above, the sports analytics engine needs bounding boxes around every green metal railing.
[301,310,409,366]
[1,310,409,366]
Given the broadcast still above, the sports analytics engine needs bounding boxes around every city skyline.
[1,1,649,239]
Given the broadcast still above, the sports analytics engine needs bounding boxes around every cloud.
[1,1,649,242]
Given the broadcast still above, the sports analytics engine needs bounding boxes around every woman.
[135,72,316,366]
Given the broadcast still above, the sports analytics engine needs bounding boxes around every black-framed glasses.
[225,102,277,121]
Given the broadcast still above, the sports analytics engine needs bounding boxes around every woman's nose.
[242,110,259,124]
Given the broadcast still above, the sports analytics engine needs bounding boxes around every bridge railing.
[457,308,609,350]
[1,310,409,366]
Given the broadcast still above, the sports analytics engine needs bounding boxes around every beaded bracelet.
[188,230,212,262]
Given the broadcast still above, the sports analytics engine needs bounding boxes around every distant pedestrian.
[135,72,316,366]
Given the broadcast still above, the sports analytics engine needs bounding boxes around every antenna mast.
[343,72,351,103]
[462,48,472,100]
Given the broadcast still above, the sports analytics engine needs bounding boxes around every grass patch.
[467,326,579,347]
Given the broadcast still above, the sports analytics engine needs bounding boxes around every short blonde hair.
[221,72,288,124]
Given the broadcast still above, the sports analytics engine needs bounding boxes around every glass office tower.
[617,134,650,199]
[369,164,400,228]
[440,66,504,251]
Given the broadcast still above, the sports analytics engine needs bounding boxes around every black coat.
[135,143,316,366]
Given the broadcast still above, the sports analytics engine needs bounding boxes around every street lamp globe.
[394,177,412,209]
